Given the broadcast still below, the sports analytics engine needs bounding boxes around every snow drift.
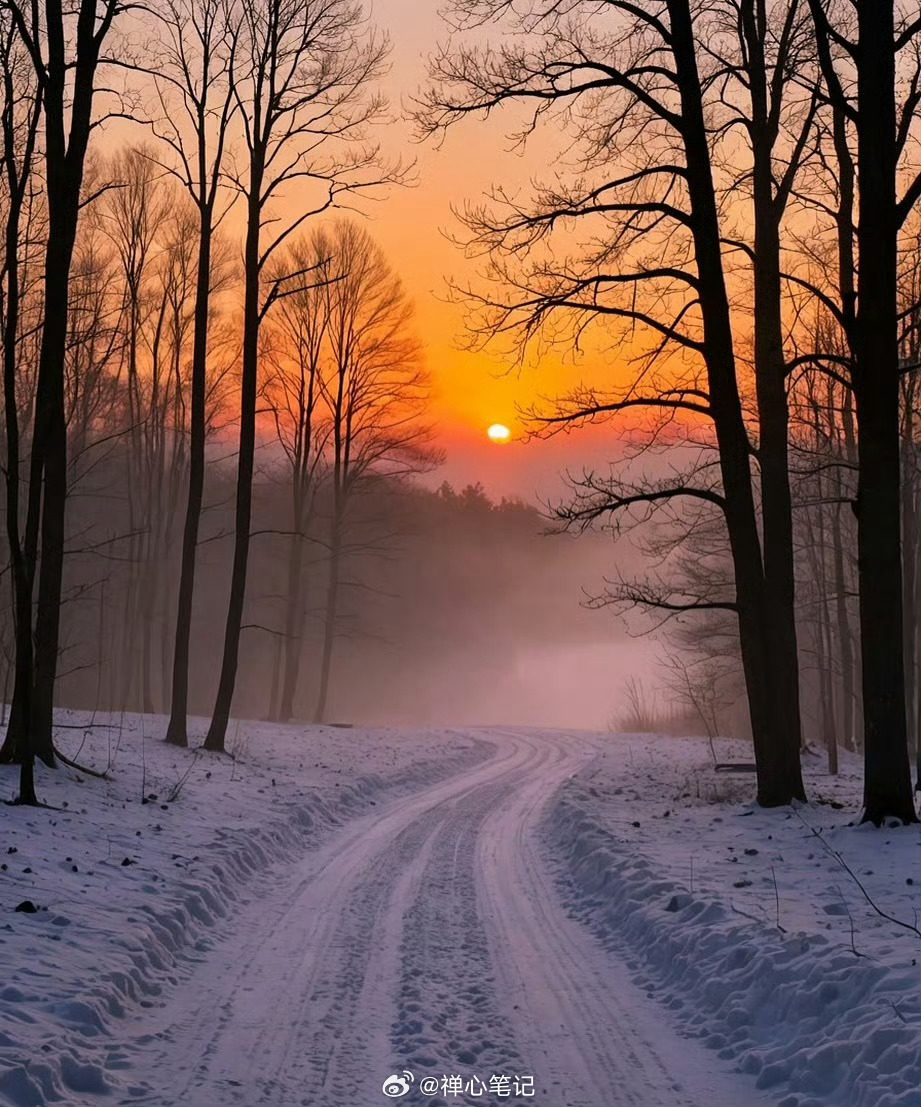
[544,737,920,1107]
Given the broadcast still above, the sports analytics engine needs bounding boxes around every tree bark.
[205,182,262,752]
[0,46,39,799]
[743,0,806,799]
[669,0,801,805]
[166,227,212,746]
[314,520,341,725]
[853,1,917,823]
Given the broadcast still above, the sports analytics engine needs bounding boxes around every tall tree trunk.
[840,385,860,751]
[810,492,838,774]
[29,204,74,764]
[140,567,156,713]
[118,499,142,709]
[267,632,282,721]
[25,0,112,774]
[901,408,917,773]
[278,516,305,722]
[745,0,805,795]
[166,227,212,746]
[314,519,341,725]
[853,1,916,823]
[205,183,262,752]
[0,58,39,797]
[819,605,838,774]
[669,0,802,805]
[831,499,855,750]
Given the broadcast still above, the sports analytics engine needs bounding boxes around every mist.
[15,451,656,733]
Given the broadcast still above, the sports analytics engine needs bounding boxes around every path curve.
[117,729,770,1107]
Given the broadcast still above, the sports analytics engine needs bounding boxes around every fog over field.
[15,451,656,731]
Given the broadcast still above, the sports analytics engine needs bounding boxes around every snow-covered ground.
[543,735,921,1107]
[0,712,489,1105]
[0,719,917,1107]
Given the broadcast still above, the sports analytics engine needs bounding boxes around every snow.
[0,712,488,1105]
[543,734,921,1107]
[0,720,917,1107]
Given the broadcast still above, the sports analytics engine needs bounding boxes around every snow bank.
[544,735,920,1107]
[0,712,489,1106]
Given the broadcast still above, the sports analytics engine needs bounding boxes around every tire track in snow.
[109,729,770,1107]
[117,730,540,1107]
[390,779,527,1105]
[297,807,447,1101]
[477,734,771,1107]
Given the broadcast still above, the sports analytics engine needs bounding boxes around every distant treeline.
[0,469,610,726]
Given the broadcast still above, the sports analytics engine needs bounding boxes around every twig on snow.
[771,865,787,933]
[795,809,921,940]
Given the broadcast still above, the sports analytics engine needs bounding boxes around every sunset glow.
[2,0,916,1099]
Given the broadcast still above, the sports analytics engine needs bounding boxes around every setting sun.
[487,423,512,443]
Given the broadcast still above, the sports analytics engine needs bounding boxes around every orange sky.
[356,1,626,498]
[103,2,637,499]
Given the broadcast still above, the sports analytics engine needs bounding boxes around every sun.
[487,423,512,443]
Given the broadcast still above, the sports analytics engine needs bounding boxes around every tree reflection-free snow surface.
[0,718,915,1107]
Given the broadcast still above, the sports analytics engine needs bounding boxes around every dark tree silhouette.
[2,0,127,802]
[262,236,331,723]
[420,0,807,805]
[0,19,41,801]
[204,0,392,751]
[720,0,818,791]
[308,221,439,723]
[807,0,920,824]
[148,0,238,747]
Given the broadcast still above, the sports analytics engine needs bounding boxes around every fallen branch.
[835,882,865,958]
[771,865,787,933]
[53,744,108,779]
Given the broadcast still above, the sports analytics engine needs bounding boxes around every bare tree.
[419,0,807,805]
[794,367,849,773]
[136,200,204,714]
[0,15,41,800]
[101,146,167,711]
[204,0,393,751]
[148,0,238,746]
[1,0,128,802]
[787,299,861,754]
[805,0,920,823]
[308,220,439,723]
[715,0,819,778]
[262,236,331,722]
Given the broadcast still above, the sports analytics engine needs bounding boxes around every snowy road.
[120,729,767,1107]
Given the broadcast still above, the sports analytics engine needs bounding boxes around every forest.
[418,0,921,823]
[2,7,920,1106]
[0,0,918,832]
